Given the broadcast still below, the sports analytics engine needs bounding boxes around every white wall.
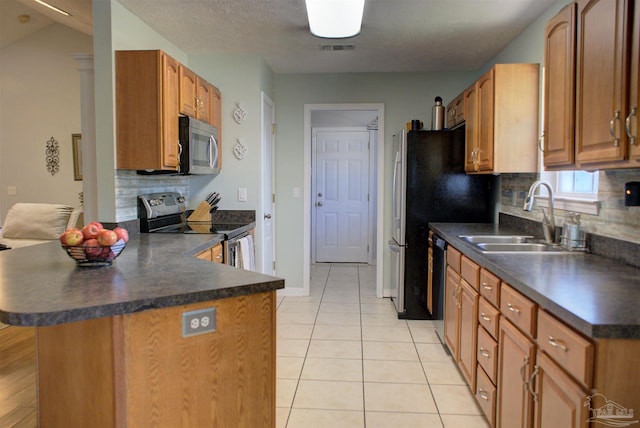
[0,23,92,222]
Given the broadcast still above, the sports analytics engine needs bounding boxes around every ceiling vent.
[320,44,356,51]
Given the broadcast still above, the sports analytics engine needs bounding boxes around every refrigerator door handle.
[392,151,401,226]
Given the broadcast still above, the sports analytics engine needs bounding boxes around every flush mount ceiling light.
[305,0,365,38]
[33,0,71,16]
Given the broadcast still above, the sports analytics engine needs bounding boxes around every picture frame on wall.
[72,133,82,181]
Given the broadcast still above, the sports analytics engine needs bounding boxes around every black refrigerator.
[389,128,499,319]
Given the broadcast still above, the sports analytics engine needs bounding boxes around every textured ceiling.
[2,0,557,73]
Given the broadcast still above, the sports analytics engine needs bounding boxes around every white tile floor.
[275,263,490,428]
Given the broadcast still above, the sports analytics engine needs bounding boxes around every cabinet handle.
[538,132,545,153]
[480,313,491,321]
[478,389,490,401]
[481,283,492,291]
[519,357,530,386]
[547,335,568,352]
[528,365,539,401]
[507,303,520,313]
[626,107,637,146]
[610,110,621,147]
[479,347,490,358]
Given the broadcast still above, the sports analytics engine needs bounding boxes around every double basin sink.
[459,235,578,254]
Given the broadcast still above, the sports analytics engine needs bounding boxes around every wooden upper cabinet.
[446,92,465,129]
[179,65,197,118]
[543,3,577,169]
[628,0,640,160]
[116,50,180,171]
[179,66,217,125]
[575,0,631,166]
[465,63,539,174]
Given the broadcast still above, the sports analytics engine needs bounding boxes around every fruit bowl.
[62,239,126,267]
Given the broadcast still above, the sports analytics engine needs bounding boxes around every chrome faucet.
[523,180,556,244]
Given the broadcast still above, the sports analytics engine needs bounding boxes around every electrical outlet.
[182,307,216,337]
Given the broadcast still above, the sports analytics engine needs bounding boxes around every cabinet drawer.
[447,246,461,273]
[500,283,537,338]
[477,325,498,383]
[537,310,594,389]
[475,364,496,427]
[460,256,480,290]
[478,297,500,340]
[479,268,501,308]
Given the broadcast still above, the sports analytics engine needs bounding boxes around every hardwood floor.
[0,325,37,427]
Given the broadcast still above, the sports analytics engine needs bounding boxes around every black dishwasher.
[431,234,447,345]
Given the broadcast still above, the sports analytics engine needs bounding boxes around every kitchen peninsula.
[0,233,284,427]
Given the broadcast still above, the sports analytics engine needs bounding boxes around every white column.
[72,54,98,223]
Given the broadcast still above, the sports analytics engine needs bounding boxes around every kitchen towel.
[238,235,255,271]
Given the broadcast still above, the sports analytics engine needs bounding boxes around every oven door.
[223,231,250,267]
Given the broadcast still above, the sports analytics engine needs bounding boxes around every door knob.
[318,192,323,197]
[317,202,323,207]
[264,214,272,219]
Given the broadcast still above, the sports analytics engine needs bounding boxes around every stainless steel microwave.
[179,116,220,175]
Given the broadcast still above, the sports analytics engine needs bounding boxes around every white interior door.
[261,93,275,275]
[313,129,370,263]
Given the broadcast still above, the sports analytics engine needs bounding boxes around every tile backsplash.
[500,169,640,244]
[115,170,189,221]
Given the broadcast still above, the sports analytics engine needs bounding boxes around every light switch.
[238,187,247,202]
[7,186,16,196]
[293,186,301,199]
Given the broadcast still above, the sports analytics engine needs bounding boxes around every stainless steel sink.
[459,235,533,244]
[458,235,579,254]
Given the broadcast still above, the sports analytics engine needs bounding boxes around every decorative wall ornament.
[45,136,60,176]
[232,101,247,124]
[233,138,248,160]
[72,133,82,180]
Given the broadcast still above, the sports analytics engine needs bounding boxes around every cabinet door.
[162,54,180,169]
[196,77,211,123]
[195,248,213,261]
[575,0,630,165]
[543,3,576,168]
[629,1,640,160]
[496,319,536,428]
[210,85,222,170]
[464,84,479,172]
[444,266,461,360]
[179,66,197,117]
[532,352,589,428]
[212,243,223,264]
[458,279,479,391]
[476,69,495,172]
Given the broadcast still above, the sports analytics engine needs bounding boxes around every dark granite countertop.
[0,233,284,327]
[430,222,640,340]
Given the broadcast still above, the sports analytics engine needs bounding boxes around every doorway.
[261,92,275,275]
[303,104,385,298]
[312,128,370,263]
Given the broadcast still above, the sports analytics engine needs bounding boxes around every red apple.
[82,223,101,240]
[60,228,84,246]
[89,221,104,230]
[113,227,129,243]
[97,229,118,247]
[83,238,102,259]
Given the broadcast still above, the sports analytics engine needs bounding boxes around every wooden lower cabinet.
[496,318,536,428]
[196,243,223,263]
[476,365,497,426]
[532,351,589,428]
[444,266,461,360]
[36,291,276,427]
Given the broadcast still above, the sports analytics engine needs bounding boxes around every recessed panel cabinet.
[542,3,576,169]
[116,50,181,171]
[464,63,540,173]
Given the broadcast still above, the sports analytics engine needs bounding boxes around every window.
[539,170,600,215]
